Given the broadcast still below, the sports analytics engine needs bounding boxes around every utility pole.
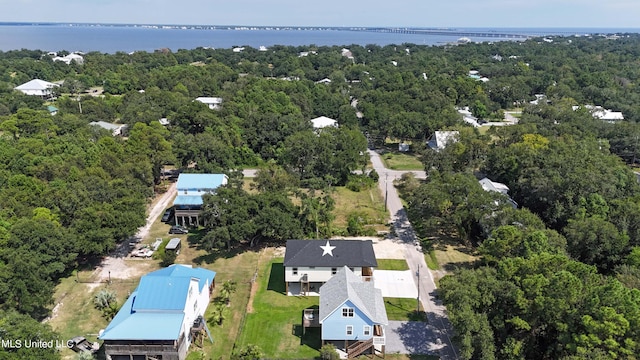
[384,173,388,212]
[416,264,421,313]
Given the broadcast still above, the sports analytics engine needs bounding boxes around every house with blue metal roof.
[99,264,216,360]
[173,173,228,226]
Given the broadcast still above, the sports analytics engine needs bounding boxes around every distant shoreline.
[0,22,638,35]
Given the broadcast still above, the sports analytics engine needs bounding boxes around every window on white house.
[331,267,337,275]
[193,300,198,312]
[346,325,353,336]
[363,325,371,336]
[292,268,298,275]
[342,308,354,317]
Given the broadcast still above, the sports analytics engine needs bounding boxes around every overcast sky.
[1,0,638,28]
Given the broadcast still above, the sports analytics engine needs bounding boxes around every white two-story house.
[99,264,216,360]
[283,239,377,296]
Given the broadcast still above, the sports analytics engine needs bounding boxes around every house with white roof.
[572,105,624,122]
[14,79,59,99]
[283,239,377,296]
[479,177,518,208]
[52,53,84,65]
[99,264,216,360]
[427,131,460,151]
[315,266,388,358]
[195,97,223,110]
[89,121,128,136]
[310,116,338,130]
[173,173,228,226]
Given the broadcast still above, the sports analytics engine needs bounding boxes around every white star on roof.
[320,240,336,257]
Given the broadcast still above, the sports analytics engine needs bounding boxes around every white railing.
[373,336,385,345]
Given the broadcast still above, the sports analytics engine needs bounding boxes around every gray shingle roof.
[319,266,388,325]
[283,239,377,267]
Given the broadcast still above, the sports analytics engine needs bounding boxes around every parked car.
[169,225,188,234]
[161,207,174,222]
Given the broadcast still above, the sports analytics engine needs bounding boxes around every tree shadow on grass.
[192,246,250,265]
[267,262,286,294]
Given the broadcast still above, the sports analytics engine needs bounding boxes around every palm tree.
[219,280,237,306]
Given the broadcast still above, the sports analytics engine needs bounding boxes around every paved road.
[369,149,458,360]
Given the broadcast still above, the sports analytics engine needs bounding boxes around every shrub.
[345,174,374,192]
[320,343,340,360]
[347,211,369,236]
[368,169,379,182]
[232,344,263,360]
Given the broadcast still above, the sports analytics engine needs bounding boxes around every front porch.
[287,281,322,296]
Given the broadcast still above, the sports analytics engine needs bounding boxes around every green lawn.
[384,298,426,322]
[381,152,424,171]
[235,258,321,358]
[377,259,410,270]
[332,186,388,232]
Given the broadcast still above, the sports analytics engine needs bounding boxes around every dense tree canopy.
[2,34,640,357]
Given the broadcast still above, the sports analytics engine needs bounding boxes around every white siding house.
[283,239,377,296]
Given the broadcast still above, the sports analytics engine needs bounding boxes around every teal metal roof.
[146,264,216,292]
[176,174,227,191]
[100,307,184,340]
[174,195,204,206]
[99,265,217,341]
[133,276,191,311]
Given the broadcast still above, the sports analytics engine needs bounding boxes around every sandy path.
[90,183,177,286]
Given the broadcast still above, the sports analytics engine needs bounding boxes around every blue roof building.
[173,174,228,226]
[100,264,216,360]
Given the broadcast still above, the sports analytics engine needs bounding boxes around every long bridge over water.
[355,27,537,39]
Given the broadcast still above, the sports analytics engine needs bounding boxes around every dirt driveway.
[89,183,177,287]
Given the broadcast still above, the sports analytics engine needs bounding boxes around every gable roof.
[15,79,59,91]
[195,97,223,105]
[319,266,388,325]
[479,177,509,195]
[145,264,216,292]
[133,276,192,311]
[428,130,459,150]
[284,239,377,267]
[99,264,216,341]
[176,173,228,191]
[310,116,338,129]
[174,174,228,206]
[99,290,185,340]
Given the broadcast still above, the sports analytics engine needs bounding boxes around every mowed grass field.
[381,152,424,171]
[235,258,321,358]
[332,186,388,233]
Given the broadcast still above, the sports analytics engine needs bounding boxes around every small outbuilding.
[166,238,182,254]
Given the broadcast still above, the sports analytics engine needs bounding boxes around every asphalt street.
[369,149,459,360]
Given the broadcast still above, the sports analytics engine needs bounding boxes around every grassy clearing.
[331,186,388,232]
[384,298,425,322]
[236,257,320,359]
[377,259,410,270]
[193,248,266,359]
[387,355,440,360]
[381,152,424,171]
[49,273,142,359]
[433,244,478,270]
[425,250,440,270]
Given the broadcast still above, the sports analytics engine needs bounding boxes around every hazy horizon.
[1,1,638,29]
